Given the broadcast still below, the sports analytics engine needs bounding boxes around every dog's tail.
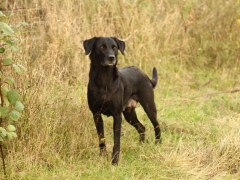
[151,67,158,88]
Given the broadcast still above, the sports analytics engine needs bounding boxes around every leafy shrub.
[0,11,27,176]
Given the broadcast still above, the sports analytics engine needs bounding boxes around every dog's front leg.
[112,114,122,165]
[93,112,107,155]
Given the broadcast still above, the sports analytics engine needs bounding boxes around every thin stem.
[0,59,6,177]
[0,145,6,177]
[0,61,3,125]
[0,44,7,47]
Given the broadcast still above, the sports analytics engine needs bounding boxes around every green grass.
[1,0,240,179]
[3,68,239,180]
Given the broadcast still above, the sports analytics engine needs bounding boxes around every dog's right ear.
[83,37,97,55]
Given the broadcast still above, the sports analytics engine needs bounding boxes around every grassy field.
[1,0,240,179]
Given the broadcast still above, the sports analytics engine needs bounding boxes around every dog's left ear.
[83,37,97,55]
[112,37,125,55]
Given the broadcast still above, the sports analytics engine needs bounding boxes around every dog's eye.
[100,45,105,50]
[113,46,117,50]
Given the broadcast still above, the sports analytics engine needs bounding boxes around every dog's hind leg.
[123,108,145,142]
[139,99,161,143]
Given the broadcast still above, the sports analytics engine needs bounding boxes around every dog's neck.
[89,62,119,88]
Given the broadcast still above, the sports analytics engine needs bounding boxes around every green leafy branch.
[0,11,27,176]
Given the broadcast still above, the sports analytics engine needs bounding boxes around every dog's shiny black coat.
[83,37,161,165]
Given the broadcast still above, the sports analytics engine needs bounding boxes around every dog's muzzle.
[101,55,116,66]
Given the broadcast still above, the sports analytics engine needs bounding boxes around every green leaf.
[9,110,21,121]
[0,12,6,17]
[0,127,6,133]
[1,86,9,96]
[20,22,29,26]
[0,12,7,22]
[17,64,27,72]
[0,106,9,118]
[11,44,19,52]
[0,47,5,53]
[7,90,19,105]
[7,125,16,132]
[14,101,24,111]
[2,58,12,65]
[0,22,14,36]
[12,37,19,44]
[1,132,6,137]
[6,39,19,52]
[7,132,17,139]
[7,132,13,139]
[0,127,7,137]
[10,132,17,138]
[12,64,22,74]
[6,40,13,45]
[5,78,14,85]
[0,136,3,142]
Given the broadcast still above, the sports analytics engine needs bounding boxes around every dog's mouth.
[101,62,116,66]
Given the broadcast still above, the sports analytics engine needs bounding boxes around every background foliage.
[0,0,240,179]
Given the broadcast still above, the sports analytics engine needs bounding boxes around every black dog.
[83,37,161,165]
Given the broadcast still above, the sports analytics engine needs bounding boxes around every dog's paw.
[100,147,108,155]
[155,138,162,144]
[100,147,109,161]
[111,162,118,166]
[139,133,145,143]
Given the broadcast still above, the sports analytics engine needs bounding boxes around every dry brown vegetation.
[0,0,240,179]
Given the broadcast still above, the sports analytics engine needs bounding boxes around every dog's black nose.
[108,55,115,61]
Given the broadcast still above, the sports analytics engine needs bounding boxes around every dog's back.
[119,66,158,89]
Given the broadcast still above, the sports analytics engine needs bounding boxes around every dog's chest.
[92,86,110,99]
[94,92,116,116]
[89,86,120,116]
[89,80,119,99]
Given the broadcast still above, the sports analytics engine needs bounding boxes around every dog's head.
[83,37,125,66]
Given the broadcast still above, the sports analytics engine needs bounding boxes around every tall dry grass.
[0,0,240,179]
